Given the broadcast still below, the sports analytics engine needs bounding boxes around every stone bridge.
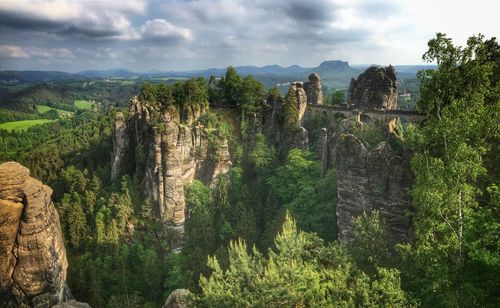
[307,104,426,124]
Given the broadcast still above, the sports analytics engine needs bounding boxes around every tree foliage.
[198,213,412,307]
[401,33,500,307]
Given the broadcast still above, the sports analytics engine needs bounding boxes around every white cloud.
[139,19,192,41]
[25,47,75,59]
[0,45,29,58]
[53,48,75,59]
[25,47,53,58]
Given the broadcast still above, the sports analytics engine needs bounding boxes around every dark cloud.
[280,0,336,24]
[0,10,123,38]
[57,25,123,38]
[0,11,62,31]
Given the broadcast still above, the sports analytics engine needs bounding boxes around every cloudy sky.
[0,0,498,72]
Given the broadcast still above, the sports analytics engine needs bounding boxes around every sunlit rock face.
[289,81,308,125]
[111,112,128,182]
[304,73,323,105]
[0,162,70,307]
[347,65,398,110]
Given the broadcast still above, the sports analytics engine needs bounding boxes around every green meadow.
[0,119,56,132]
[36,104,73,117]
[74,100,93,110]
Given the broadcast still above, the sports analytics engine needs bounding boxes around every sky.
[0,0,498,72]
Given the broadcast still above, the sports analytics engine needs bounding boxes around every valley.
[0,34,499,308]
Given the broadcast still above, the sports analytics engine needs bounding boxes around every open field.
[36,104,73,117]
[36,105,53,113]
[74,100,93,109]
[0,119,56,132]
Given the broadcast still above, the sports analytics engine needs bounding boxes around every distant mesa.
[316,60,351,72]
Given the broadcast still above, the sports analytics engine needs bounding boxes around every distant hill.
[0,71,76,83]
[77,69,138,78]
[0,62,435,91]
[0,61,353,82]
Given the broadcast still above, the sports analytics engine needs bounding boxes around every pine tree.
[66,193,87,247]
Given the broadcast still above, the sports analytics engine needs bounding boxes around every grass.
[0,119,56,132]
[36,105,53,113]
[36,105,73,117]
[74,100,93,110]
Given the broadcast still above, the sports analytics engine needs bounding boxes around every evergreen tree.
[198,212,412,307]
[66,193,87,247]
[348,210,391,274]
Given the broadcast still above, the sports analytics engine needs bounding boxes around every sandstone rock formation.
[335,134,411,244]
[281,81,311,152]
[0,162,70,307]
[112,97,232,229]
[289,81,308,125]
[304,73,323,105]
[347,65,397,110]
[111,112,128,182]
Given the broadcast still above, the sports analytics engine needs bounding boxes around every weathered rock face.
[281,81,311,152]
[347,65,397,110]
[304,73,323,105]
[289,81,308,125]
[111,112,128,182]
[0,162,70,307]
[112,97,232,228]
[335,134,411,244]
